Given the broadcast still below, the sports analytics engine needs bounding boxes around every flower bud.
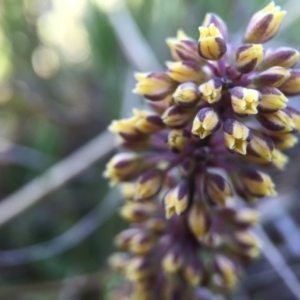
[260,47,299,70]
[214,255,238,291]
[108,252,131,273]
[119,183,136,200]
[133,72,175,102]
[133,109,164,134]
[258,87,288,113]
[167,129,189,152]
[144,217,166,233]
[126,256,153,281]
[129,231,156,254]
[285,107,300,132]
[192,107,221,139]
[234,208,260,227]
[279,69,300,95]
[115,228,139,249]
[241,169,277,197]
[104,153,142,184]
[258,109,295,132]
[202,13,228,41]
[233,231,261,259]
[198,24,227,60]
[188,200,211,240]
[244,1,286,43]
[199,77,222,103]
[166,61,206,83]
[166,30,203,63]
[223,119,252,155]
[253,66,291,88]
[120,202,157,223]
[162,249,183,273]
[246,133,275,162]
[162,105,193,128]
[109,117,140,142]
[163,181,191,218]
[134,169,164,201]
[235,44,264,73]
[205,173,233,206]
[172,82,200,108]
[270,132,298,150]
[271,149,289,170]
[231,87,261,115]
[183,259,203,286]
[116,134,150,151]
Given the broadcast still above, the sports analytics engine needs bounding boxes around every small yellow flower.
[166,61,206,83]
[104,153,142,185]
[162,250,183,273]
[270,132,298,150]
[199,77,222,103]
[214,255,238,290]
[132,109,164,134]
[167,129,189,152]
[166,29,203,63]
[223,119,252,155]
[271,149,289,170]
[241,169,277,197]
[202,13,228,40]
[188,200,211,240]
[254,66,291,88]
[247,133,276,162]
[133,72,175,102]
[258,87,288,113]
[235,44,264,73]
[280,69,300,95]
[260,47,299,70]
[129,231,156,254]
[134,169,164,201]
[192,107,221,139]
[183,262,202,286]
[244,1,286,43]
[231,87,261,115]
[162,105,193,128]
[234,231,261,258]
[120,202,156,223]
[234,209,260,226]
[198,24,227,60]
[126,256,152,281]
[258,109,295,132]
[205,173,233,206]
[163,182,190,218]
[172,82,200,108]
[109,117,138,139]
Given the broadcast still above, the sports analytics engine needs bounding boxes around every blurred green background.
[0,0,300,299]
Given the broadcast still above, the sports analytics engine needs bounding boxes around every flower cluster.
[105,2,300,299]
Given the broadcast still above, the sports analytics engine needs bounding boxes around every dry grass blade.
[255,225,300,300]
[0,131,115,228]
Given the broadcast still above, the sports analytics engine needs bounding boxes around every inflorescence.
[105,2,300,299]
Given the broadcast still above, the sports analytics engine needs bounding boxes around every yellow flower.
[231,87,261,115]
[241,169,277,197]
[223,119,252,155]
[198,24,227,60]
[192,107,221,139]
[235,44,264,73]
[199,77,222,103]
[244,1,286,43]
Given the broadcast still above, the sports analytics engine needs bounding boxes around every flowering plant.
[105,2,300,299]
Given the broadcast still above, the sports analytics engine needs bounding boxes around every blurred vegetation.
[0,0,300,299]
